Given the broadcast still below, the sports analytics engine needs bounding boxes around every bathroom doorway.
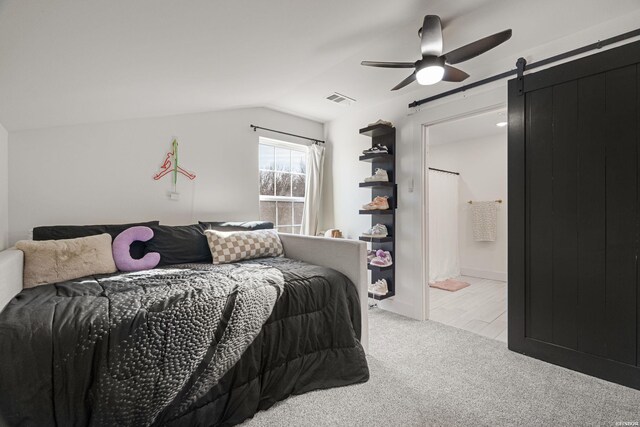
[424,108,508,342]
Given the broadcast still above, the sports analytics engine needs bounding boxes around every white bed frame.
[278,234,368,351]
[0,234,369,351]
[0,248,23,313]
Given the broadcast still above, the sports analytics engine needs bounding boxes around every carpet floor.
[243,308,640,426]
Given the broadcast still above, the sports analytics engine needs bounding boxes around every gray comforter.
[0,262,285,426]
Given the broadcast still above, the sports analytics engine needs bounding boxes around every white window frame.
[258,137,308,232]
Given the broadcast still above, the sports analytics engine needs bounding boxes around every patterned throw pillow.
[204,229,283,265]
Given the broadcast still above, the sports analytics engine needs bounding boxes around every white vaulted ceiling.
[0,0,639,130]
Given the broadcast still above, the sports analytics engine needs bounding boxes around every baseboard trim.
[378,297,422,320]
[460,268,506,282]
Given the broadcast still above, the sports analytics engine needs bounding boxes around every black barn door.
[508,40,640,389]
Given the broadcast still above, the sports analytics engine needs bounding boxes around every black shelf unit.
[359,123,396,138]
[358,181,395,188]
[359,153,394,163]
[368,264,393,272]
[359,123,397,301]
[359,236,394,243]
[368,292,392,301]
[359,209,394,215]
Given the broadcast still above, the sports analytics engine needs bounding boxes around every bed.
[0,233,369,426]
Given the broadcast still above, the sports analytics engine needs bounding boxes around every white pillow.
[204,229,283,265]
[16,233,117,288]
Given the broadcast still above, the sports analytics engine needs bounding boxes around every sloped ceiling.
[0,0,639,130]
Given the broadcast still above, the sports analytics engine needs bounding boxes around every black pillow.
[32,221,160,259]
[145,224,211,266]
[198,221,274,231]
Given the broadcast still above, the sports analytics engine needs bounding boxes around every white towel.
[471,201,497,242]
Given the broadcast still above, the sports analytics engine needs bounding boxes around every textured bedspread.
[0,258,368,426]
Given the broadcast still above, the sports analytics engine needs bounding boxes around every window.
[259,138,307,234]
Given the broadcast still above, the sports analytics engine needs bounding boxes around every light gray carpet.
[243,308,640,426]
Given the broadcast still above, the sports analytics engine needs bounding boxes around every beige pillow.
[204,229,283,265]
[16,233,117,288]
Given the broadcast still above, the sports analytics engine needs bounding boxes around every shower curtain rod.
[429,167,459,175]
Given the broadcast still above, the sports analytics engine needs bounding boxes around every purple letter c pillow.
[112,226,160,272]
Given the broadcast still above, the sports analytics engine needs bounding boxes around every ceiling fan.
[362,15,512,90]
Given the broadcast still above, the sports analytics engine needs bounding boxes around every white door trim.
[419,103,506,320]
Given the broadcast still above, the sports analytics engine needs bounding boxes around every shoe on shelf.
[367,250,376,263]
[370,249,393,267]
[369,279,389,295]
[362,224,388,238]
[362,196,389,211]
[364,168,389,182]
[362,144,389,155]
[367,119,393,128]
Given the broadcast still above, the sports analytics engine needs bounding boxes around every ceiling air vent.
[326,92,356,106]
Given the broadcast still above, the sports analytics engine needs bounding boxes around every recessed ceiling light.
[496,121,508,127]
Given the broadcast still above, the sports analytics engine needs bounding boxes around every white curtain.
[301,143,325,235]
[428,169,460,283]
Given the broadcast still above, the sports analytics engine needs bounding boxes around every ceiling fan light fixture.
[416,65,444,85]
[415,57,445,85]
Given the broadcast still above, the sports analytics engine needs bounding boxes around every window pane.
[275,147,291,172]
[259,144,275,170]
[277,201,292,226]
[275,172,292,196]
[291,150,306,174]
[292,174,305,198]
[293,202,304,225]
[278,226,293,234]
[259,201,276,223]
[293,226,301,235]
[259,171,275,196]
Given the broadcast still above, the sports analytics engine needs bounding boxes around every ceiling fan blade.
[442,65,470,82]
[443,29,512,64]
[420,15,443,57]
[391,72,416,91]
[361,61,415,68]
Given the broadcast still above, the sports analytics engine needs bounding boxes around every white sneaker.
[369,279,388,295]
[364,168,389,182]
[367,119,393,127]
[362,224,388,238]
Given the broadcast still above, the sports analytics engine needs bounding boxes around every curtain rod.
[250,124,325,144]
[429,167,459,175]
[409,27,640,109]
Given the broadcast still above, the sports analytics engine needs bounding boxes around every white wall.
[323,11,640,320]
[429,136,507,281]
[0,122,8,250]
[8,107,322,244]
[324,85,506,320]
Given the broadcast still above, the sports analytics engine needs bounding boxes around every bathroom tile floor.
[429,276,507,343]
